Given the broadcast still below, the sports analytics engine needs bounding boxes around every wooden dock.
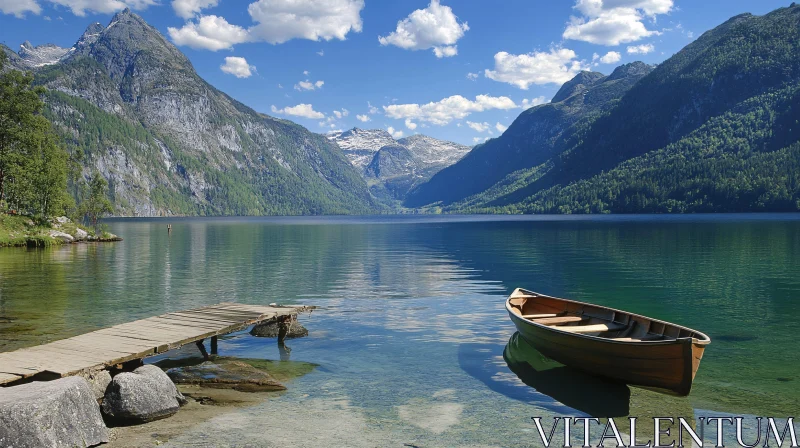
[0,303,312,386]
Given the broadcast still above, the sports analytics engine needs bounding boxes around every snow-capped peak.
[17,41,72,68]
[397,134,471,166]
[328,128,472,174]
[328,128,398,169]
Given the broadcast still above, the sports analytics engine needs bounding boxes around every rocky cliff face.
[3,10,375,216]
[329,128,470,201]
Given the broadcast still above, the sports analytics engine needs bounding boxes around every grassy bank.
[0,213,119,248]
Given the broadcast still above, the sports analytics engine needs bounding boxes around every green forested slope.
[456,84,800,213]
[4,10,376,216]
[405,62,653,208]
[422,5,800,214]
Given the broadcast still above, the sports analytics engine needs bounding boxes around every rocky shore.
[0,214,121,248]
[0,330,314,447]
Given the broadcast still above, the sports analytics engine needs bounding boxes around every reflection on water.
[503,333,632,418]
[0,215,799,444]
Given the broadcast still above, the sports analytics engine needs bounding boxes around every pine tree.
[0,52,70,217]
[80,173,113,232]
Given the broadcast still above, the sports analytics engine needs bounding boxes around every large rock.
[0,376,109,448]
[48,230,74,243]
[250,318,308,339]
[81,369,112,401]
[74,228,89,240]
[102,365,186,424]
[167,360,286,392]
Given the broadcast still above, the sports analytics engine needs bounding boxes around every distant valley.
[328,128,470,203]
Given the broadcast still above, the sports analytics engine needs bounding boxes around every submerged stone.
[167,360,287,392]
[250,319,309,339]
[102,365,186,424]
[0,376,109,448]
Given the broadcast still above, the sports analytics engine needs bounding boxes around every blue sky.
[0,0,792,145]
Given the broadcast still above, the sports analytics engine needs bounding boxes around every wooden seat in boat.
[521,313,559,319]
[611,334,670,342]
[531,316,586,325]
[556,322,627,334]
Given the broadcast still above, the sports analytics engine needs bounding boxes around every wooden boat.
[506,288,710,396]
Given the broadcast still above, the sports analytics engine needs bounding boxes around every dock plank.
[0,303,311,386]
[0,373,21,383]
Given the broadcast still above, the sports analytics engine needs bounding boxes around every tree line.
[0,52,112,227]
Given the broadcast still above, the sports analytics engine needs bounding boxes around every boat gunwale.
[506,289,711,346]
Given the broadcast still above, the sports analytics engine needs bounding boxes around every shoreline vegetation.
[0,213,120,248]
[1,52,118,245]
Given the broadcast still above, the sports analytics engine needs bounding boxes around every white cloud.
[318,121,337,129]
[172,0,217,19]
[495,122,507,133]
[248,0,364,44]
[378,0,468,58]
[333,108,349,119]
[485,48,588,89]
[51,0,158,16]
[575,0,673,17]
[563,10,658,46]
[368,102,379,114]
[317,50,324,56]
[433,45,458,58]
[466,72,479,81]
[0,0,40,17]
[404,118,417,130]
[220,56,255,78]
[627,43,654,54]
[271,103,325,119]
[383,94,518,126]
[521,96,549,109]
[472,136,489,144]
[169,0,363,50]
[294,79,325,91]
[1,0,158,17]
[303,70,309,75]
[356,114,370,122]
[563,0,671,46]
[168,15,249,51]
[466,121,490,132]
[387,126,404,139]
[599,51,621,63]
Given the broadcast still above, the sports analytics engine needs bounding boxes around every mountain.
[405,62,654,208]
[329,129,470,201]
[409,4,800,213]
[2,10,376,216]
[17,42,72,68]
[327,128,397,169]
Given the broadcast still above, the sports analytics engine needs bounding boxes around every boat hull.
[507,306,706,396]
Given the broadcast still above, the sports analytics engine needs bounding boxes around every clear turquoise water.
[0,215,798,446]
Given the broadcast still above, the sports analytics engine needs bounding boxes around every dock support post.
[210,336,218,356]
[277,315,292,343]
[195,339,209,360]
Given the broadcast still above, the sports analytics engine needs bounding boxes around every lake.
[1,215,798,446]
